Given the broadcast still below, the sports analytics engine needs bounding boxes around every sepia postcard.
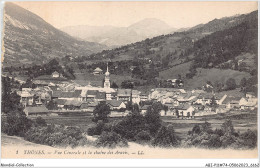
[0,1,259,167]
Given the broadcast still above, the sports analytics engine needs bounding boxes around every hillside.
[80,10,257,65]
[69,10,257,91]
[2,2,107,67]
[188,12,258,76]
[61,18,176,47]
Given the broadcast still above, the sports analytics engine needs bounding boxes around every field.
[32,110,258,140]
[185,68,250,89]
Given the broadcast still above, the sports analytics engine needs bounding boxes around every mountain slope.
[71,10,257,91]
[189,11,257,34]
[2,2,107,67]
[61,18,176,47]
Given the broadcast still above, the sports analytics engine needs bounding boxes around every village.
[4,63,257,119]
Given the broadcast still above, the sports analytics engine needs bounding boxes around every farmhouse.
[20,89,35,107]
[176,104,195,118]
[52,90,82,101]
[106,100,126,111]
[52,71,60,78]
[239,97,257,110]
[223,97,241,109]
[93,67,103,75]
[54,99,66,109]
[64,100,83,110]
[117,89,131,102]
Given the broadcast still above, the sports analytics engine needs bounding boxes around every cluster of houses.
[144,88,257,118]
[17,68,148,117]
[7,66,258,118]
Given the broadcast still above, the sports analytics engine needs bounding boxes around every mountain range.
[61,18,177,47]
[2,2,107,67]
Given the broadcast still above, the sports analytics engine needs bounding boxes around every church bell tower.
[104,62,110,89]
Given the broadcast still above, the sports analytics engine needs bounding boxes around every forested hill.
[189,11,258,33]
[3,2,107,68]
[189,13,258,73]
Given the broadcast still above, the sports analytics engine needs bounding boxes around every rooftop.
[24,106,49,113]
[107,100,124,107]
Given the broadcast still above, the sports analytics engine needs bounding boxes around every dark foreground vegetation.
[2,100,257,149]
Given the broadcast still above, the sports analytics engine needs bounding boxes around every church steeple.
[105,62,110,76]
[104,62,110,88]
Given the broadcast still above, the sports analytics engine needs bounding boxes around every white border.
[0,0,259,167]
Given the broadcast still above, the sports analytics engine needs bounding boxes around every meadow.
[31,110,258,140]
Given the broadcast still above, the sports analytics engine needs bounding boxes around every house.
[24,106,49,116]
[54,99,66,109]
[20,88,34,107]
[192,104,204,111]
[117,89,132,102]
[33,80,49,87]
[110,92,118,100]
[64,100,83,110]
[87,102,99,112]
[176,104,195,118]
[214,93,227,105]
[52,71,60,78]
[196,93,213,105]
[93,67,103,75]
[140,93,149,102]
[80,103,89,112]
[204,105,215,113]
[13,76,27,84]
[96,91,106,102]
[85,90,106,101]
[52,90,82,101]
[107,100,126,111]
[239,97,257,110]
[216,105,229,113]
[246,92,257,99]
[109,110,129,117]
[86,90,98,100]
[223,97,241,109]
[167,79,184,87]
[132,90,141,104]
[161,103,175,116]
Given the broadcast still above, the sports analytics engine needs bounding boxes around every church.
[75,62,116,101]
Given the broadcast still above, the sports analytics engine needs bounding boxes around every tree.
[93,102,110,123]
[221,119,235,135]
[145,102,163,136]
[2,110,32,137]
[111,82,118,88]
[240,77,247,92]
[214,81,223,92]
[152,124,180,147]
[121,81,134,89]
[132,66,143,78]
[35,116,47,127]
[46,100,58,110]
[226,78,237,90]
[2,77,22,114]
[240,77,247,87]
[131,104,140,116]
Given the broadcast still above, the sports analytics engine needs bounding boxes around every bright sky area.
[13,1,258,29]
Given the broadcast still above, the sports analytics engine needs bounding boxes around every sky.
[13,1,258,29]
